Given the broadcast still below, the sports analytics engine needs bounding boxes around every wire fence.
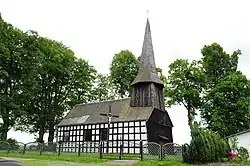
[0,140,183,161]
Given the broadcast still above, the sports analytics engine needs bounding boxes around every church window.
[99,128,108,141]
[84,129,92,141]
[63,131,70,142]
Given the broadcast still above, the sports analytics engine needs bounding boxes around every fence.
[0,141,183,161]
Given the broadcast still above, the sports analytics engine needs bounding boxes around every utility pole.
[100,105,119,153]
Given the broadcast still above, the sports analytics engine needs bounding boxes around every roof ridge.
[75,97,130,106]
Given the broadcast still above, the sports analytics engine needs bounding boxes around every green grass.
[0,150,189,166]
[0,152,105,163]
[20,160,191,166]
[135,160,191,166]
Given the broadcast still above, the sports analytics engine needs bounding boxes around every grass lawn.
[0,151,190,166]
[2,151,248,166]
[20,160,191,166]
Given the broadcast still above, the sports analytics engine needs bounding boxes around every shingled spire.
[130,18,165,110]
[131,18,163,86]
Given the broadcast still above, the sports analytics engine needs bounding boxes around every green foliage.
[185,123,229,163]
[16,36,97,142]
[238,147,249,160]
[91,73,117,101]
[110,50,139,98]
[201,43,240,86]
[0,20,97,142]
[202,71,250,136]
[165,59,204,129]
[0,19,40,140]
[200,43,250,136]
[228,136,239,152]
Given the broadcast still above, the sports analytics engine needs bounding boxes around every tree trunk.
[0,108,9,141]
[187,109,194,132]
[0,121,9,141]
[37,123,45,143]
[48,125,55,142]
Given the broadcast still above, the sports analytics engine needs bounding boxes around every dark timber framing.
[57,120,147,154]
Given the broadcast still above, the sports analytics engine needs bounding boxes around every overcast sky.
[1,0,250,144]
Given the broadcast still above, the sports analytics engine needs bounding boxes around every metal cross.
[100,105,119,153]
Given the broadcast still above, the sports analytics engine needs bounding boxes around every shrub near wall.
[183,124,229,163]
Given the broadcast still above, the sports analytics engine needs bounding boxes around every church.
[56,18,173,154]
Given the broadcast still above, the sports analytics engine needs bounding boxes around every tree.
[0,20,39,140]
[203,72,250,136]
[201,43,240,88]
[200,43,248,136]
[90,74,116,102]
[165,59,205,130]
[17,36,96,142]
[110,50,139,98]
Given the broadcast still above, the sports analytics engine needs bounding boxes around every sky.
[1,0,250,145]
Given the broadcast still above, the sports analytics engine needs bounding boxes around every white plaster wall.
[231,132,250,153]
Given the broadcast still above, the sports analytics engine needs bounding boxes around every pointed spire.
[131,18,163,86]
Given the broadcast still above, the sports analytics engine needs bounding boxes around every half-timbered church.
[56,18,173,154]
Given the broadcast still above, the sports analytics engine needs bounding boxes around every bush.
[238,147,249,161]
[184,123,230,163]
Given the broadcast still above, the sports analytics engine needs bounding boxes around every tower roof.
[131,18,163,86]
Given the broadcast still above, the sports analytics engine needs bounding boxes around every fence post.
[58,142,62,156]
[99,141,103,159]
[78,143,81,156]
[6,142,10,154]
[119,144,123,160]
[39,142,44,156]
[160,144,163,160]
[23,144,27,154]
[139,140,143,161]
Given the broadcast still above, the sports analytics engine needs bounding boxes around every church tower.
[130,19,165,111]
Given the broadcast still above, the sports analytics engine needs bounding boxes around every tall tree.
[201,43,240,88]
[110,50,139,98]
[206,72,250,136]
[0,20,39,140]
[200,43,247,136]
[90,74,116,102]
[165,59,205,130]
[17,36,96,142]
